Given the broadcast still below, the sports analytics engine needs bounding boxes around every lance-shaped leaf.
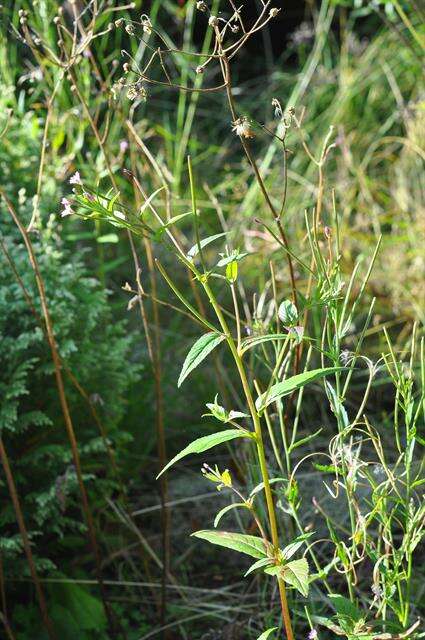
[157,429,252,478]
[178,332,226,387]
[192,530,268,559]
[214,502,249,528]
[244,557,274,577]
[256,367,344,412]
[240,333,292,355]
[186,232,227,262]
[282,532,314,560]
[257,628,278,640]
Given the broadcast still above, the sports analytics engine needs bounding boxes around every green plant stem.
[198,274,294,640]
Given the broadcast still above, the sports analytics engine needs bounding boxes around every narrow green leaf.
[139,186,165,216]
[214,502,248,528]
[97,233,119,244]
[163,211,193,227]
[157,429,252,478]
[192,530,268,559]
[244,557,274,577]
[282,533,314,560]
[256,367,344,412]
[178,332,226,387]
[250,477,286,497]
[187,232,227,262]
[289,428,323,452]
[240,333,291,355]
[257,628,278,640]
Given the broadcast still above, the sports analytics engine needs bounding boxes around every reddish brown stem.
[0,438,56,640]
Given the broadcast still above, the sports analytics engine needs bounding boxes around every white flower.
[270,8,280,18]
[231,116,255,139]
[69,171,82,185]
[308,630,318,640]
[60,197,73,217]
[119,140,129,153]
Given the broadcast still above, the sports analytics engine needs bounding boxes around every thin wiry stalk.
[0,438,56,640]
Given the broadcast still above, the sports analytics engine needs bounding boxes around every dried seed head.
[53,15,61,24]
[232,116,255,139]
[269,8,280,18]
[115,18,124,28]
[196,1,208,11]
[141,15,152,34]
[208,15,219,27]
[230,24,240,33]
[125,24,135,35]
[272,97,283,118]
[126,86,138,100]
[195,65,204,74]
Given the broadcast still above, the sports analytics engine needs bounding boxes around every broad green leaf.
[178,332,226,387]
[187,232,227,262]
[157,429,252,478]
[244,557,274,577]
[265,558,310,596]
[257,628,278,640]
[329,594,362,623]
[214,502,248,528]
[283,558,309,596]
[192,530,268,559]
[282,533,314,560]
[256,367,344,412]
[278,299,298,325]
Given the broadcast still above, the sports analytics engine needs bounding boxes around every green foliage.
[0,226,139,598]
[157,429,253,478]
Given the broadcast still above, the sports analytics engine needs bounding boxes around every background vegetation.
[0,1,423,639]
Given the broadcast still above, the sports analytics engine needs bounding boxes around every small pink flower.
[69,171,82,186]
[308,630,318,640]
[119,140,129,153]
[83,191,95,202]
[60,197,74,217]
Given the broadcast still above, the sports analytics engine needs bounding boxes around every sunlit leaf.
[282,533,314,560]
[265,558,310,596]
[214,502,248,528]
[257,627,278,640]
[157,429,252,478]
[244,557,274,577]
[186,232,227,262]
[178,332,226,387]
[192,530,268,559]
[256,368,344,412]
